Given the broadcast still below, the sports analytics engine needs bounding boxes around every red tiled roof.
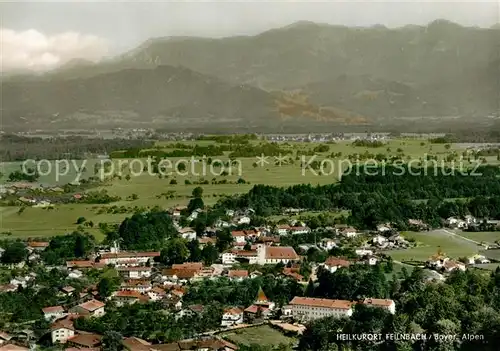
[224,307,243,315]
[244,305,270,314]
[100,251,160,259]
[289,297,353,310]
[66,260,94,268]
[42,306,64,314]
[324,256,351,267]
[361,298,394,307]
[115,290,143,299]
[228,270,248,278]
[171,262,203,270]
[68,333,102,348]
[231,231,246,237]
[51,317,75,331]
[27,241,49,248]
[265,246,298,260]
[78,299,105,312]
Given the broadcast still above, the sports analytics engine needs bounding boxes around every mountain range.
[2,20,499,132]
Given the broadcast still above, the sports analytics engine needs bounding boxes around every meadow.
[386,230,481,262]
[220,325,295,349]
[1,138,497,240]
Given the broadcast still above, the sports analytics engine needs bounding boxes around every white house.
[355,249,373,256]
[179,228,197,241]
[467,254,490,265]
[237,216,251,225]
[320,238,337,251]
[289,297,353,321]
[117,266,152,279]
[99,251,160,265]
[255,245,299,265]
[70,299,105,318]
[289,226,310,235]
[42,306,65,321]
[340,227,357,238]
[372,235,387,245]
[323,257,350,273]
[277,225,291,236]
[221,307,244,327]
[465,215,477,225]
[222,252,236,265]
[361,298,396,314]
[231,231,247,244]
[50,318,75,344]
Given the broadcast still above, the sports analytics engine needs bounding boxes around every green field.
[221,325,295,349]
[458,232,500,245]
[1,138,497,240]
[386,230,482,262]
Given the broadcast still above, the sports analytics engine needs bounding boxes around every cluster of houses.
[0,182,85,207]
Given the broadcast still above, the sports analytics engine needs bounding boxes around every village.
[1,201,498,351]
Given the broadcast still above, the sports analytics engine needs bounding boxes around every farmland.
[1,137,498,240]
[386,230,481,262]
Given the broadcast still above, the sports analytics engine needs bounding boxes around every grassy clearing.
[221,325,295,348]
[458,232,500,245]
[385,230,481,262]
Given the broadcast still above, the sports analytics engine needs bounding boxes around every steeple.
[256,286,268,304]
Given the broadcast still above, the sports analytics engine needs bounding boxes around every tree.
[76,216,86,225]
[187,197,204,213]
[160,238,189,265]
[1,241,28,264]
[97,277,115,299]
[187,240,202,262]
[102,331,124,351]
[215,229,233,252]
[201,243,219,265]
[192,186,204,198]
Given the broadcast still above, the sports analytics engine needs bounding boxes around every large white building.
[289,297,353,321]
[361,298,396,314]
[255,245,299,265]
[221,307,244,327]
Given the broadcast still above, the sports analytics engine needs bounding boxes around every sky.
[1,0,499,72]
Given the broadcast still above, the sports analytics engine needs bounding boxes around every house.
[319,238,337,251]
[68,270,84,279]
[222,252,236,265]
[221,307,244,327]
[408,219,428,230]
[121,280,152,293]
[372,235,387,245]
[465,215,477,225]
[376,224,392,233]
[61,286,76,296]
[147,287,167,301]
[113,290,149,306]
[360,298,396,314]
[276,225,291,236]
[67,333,103,349]
[256,245,299,265]
[467,254,491,265]
[355,249,373,256]
[117,266,152,279]
[289,297,353,321]
[445,217,466,229]
[162,268,199,283]
[237,216,251,225]
[443,260,466,273]
[179,228,197,241]
[227,270,248,281]
[99,251,160,265]
[231,231,247,244]
[323,257,350,273]
[70,299,105,317]
[50,316,75,344]
[27,241,49,251]
[198,237,216,248]
[42,306,65,321]
[244,287,275,320]
[340,227,357,238]
[289,227,310,235]
[282,268,304,282]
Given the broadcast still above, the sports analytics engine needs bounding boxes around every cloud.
[0,28,109,72]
